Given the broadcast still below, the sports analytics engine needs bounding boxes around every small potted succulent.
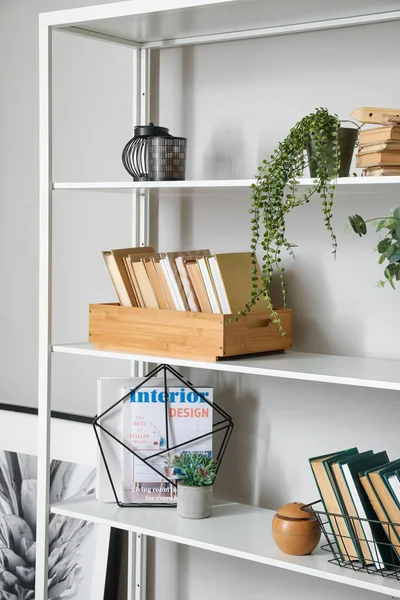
[163,451,174,478]
[173,452,216,519]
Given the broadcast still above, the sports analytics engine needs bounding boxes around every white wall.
[1,1,400,599]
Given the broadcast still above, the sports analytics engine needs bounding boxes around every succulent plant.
[173,452,216,486]
[0,451,95,599]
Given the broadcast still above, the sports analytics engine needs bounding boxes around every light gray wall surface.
[1,1,400,599]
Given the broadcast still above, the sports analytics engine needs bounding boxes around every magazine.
[122,384,213,504]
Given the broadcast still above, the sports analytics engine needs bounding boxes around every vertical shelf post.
[127,46,151,600]
[36,22,52,600]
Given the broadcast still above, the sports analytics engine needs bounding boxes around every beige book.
[129,255,159,309]
[358,126,400,146]
[102,246,155,306]
[185,259,212,313]
[360,474,400,553]
[310,455,360,560]
[153,258,175,310]
[123,256,140,306]
[357,150,400,168]
[161,250,211,311]
[368,470,400,541]
[142,257,169,310]
[174,250,211,311]
[124,256,145,308]
[211,252,265,315]
[175,256,201,312]
[358,142,400,154]
[331,462,373,564]
[362,166,400,177]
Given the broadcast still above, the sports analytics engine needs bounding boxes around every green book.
[309,448,360,561]
[338,451,396,569]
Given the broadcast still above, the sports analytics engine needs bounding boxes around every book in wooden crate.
[88,304,293,361]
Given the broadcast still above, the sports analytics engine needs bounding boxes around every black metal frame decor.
[303,500,400,579]
[93,363,234,508]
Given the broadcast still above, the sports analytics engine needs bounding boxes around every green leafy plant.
[243,107,340,335]
[173,452,216,486]
[162,451,173,468]
[349,208,400,288]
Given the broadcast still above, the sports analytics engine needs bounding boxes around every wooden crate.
[89,304,293,361]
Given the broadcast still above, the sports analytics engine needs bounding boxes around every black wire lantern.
[122,123,187,182]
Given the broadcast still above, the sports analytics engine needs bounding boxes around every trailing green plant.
[349,208,400,288]
[242,107,340,335]
[173,452,216,486]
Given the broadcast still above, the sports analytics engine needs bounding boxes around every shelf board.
[53,177,400,194]
[41,0,400,49]
[52,343,400,391]
[52,179,254,192]
[51,497,400,597]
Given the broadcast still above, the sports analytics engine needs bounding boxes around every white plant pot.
[176,483,213,519]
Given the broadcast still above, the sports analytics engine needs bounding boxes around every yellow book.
[310,449,361,561]
[209,252,265,315]
[360,473,400,555]
[129,255,159,309]
[368,466,400,542]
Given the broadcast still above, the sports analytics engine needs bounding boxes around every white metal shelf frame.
[37,2,400,600]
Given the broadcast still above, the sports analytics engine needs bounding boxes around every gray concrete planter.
[177,483,213,519]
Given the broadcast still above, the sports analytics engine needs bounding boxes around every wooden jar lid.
[276,502,311,520]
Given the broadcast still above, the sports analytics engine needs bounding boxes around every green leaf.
[377,238,391,253]
[379,254,387,264]
[349,214,367,236]
[386,243,398,258]
[389,249,400,263]
[376,220,387,232]
[394,207,400,220]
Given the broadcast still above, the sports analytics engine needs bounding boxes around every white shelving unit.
[38,1,400,599]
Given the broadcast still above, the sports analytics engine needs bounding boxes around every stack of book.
[103,246,266,315]
[310,448,400,568]
[357,126,400,176]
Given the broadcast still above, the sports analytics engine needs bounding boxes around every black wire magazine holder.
[93,363,234,507]
[303,500,400,579]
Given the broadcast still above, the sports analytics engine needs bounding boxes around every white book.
[160,258,185,311]
[197,257,222,314]
[175,256,200,312]
[388,474,400,506]
[342,463,385,569]
[208,256,231,314]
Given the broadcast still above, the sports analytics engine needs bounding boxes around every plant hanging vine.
[241,107,341,335]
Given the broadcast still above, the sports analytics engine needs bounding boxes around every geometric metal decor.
[93,363,234,508]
